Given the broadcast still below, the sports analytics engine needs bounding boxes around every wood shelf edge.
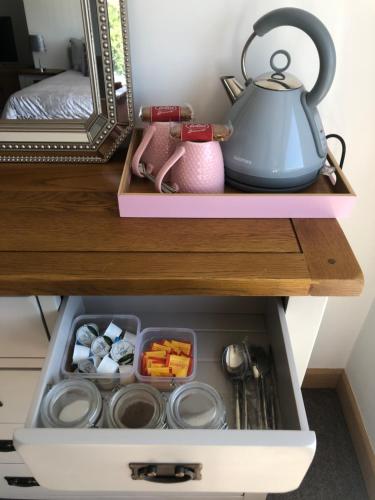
[293,219,364,296]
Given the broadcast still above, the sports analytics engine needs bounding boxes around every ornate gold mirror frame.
[0,0,134,163]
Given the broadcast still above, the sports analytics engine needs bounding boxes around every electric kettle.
[221,8,336,192]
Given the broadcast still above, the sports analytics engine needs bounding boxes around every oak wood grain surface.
[0,153,363,296]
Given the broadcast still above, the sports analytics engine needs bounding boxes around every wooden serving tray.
[118,130,356,218]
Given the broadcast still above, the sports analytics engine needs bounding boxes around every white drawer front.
[0,370,41,464]
[0,371,41,424]
[14,297,315,495]
[0,461,245,500]
[0,463,60,499]
[0,424,23,464]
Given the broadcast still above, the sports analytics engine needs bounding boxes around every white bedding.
[2,70,93,120]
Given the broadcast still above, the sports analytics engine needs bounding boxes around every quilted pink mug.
[131,122,177,177]
[154,141,225,193]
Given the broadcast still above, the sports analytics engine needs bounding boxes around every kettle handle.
[242,7,336,108]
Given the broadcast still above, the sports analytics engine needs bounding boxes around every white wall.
[308,0,375,369]
[127,0,375,370]
[23,0,84,69]
[347,298,375,450]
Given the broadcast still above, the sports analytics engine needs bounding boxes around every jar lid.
[167,382,226,429]
[41,379,102,428]
[108,384,166,429]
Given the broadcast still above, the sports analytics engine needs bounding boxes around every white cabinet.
[37,296,62,336]
[0,370,42,465]
[0,371,42,425]
[0,297,50,498]
[14,296,316,496]
[0,297,49,369]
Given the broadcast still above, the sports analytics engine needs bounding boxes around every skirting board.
[303,369,375,499]
[302,368,343,389]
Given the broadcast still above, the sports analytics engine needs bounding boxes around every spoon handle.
[260,376,269,430]
[242,379,248,430]
[269,381,276,430]
[254,377,262,429]
[235,381,241,430]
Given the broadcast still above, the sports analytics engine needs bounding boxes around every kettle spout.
[221,76,244,104]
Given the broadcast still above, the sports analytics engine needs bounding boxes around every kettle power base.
[118,130,356,220]
[224,176,316,194]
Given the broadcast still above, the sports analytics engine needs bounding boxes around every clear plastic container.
[167,382,227,429]
[107,384,166,429]
[134,327,197,390]
[61,315,141,390]
[40,379,103,428]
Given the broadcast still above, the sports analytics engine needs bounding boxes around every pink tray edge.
[118,193,356,219]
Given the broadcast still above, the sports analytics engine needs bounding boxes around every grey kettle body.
[221,8,336,192]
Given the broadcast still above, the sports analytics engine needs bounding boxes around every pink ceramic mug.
[154,141,225,193]
[132,122,177,178]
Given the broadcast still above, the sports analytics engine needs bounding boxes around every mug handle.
[132,125,156,177]
[154,145,186,193]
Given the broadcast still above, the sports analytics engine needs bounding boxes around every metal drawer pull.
[0,440,15,453]
[5,477,39,488]
[130,463,202,483]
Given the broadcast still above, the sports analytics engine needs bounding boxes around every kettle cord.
[326,133,346,169]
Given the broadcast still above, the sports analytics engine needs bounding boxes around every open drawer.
[14,296,315,495]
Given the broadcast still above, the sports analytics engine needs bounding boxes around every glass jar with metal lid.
[108,384,166,429]
[40,379,103,428]
[167,382,227,429]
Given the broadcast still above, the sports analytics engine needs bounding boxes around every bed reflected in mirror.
[0,0,96,121]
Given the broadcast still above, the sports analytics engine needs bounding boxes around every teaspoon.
[222,344,248,429]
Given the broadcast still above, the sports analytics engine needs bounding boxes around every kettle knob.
[269,50,291,79]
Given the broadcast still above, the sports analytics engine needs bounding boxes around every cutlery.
[222,344,248,429]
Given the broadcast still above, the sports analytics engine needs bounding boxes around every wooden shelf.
[0,151,363,296]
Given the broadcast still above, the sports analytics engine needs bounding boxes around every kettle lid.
[254,50,302,91]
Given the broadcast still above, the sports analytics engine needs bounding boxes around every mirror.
[0,0,134,162]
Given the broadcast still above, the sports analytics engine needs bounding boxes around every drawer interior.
[15,297,314,494]
[27,297,305,432]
